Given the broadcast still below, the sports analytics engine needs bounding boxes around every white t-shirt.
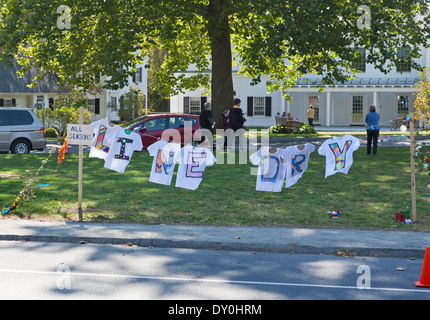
[89,119,120,160]
[175,146,216,190]
[284,143,315,188]
[104,128,143,173]
[249,147,287,192]
[147,140,181,186]
[318,135,360,178]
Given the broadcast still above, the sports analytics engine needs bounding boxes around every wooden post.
[409,112,417,222]
[78,107,84,221]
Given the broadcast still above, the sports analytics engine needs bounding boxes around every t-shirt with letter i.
[89,119,120,160]
[104,128,143,173]
[175,145,216,190]
[147,140,181,186]
[318,135,360,178]
[249,147,287,192]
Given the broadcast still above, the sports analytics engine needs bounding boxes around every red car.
[124,113,202,151]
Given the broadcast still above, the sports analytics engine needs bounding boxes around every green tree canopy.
[1,0,429,125]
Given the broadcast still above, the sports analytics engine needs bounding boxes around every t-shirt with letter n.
[249,147,287,192]
[89,119,120,160]
[147,140,181,186]
[175,145,216,190]
[104,128,143,173]
[318,135,360,178]
[284,143,315,188]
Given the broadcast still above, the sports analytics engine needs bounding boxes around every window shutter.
[49,98,54,110]
[200,97,207,112]
[0,99,3,107]
[11,99,16,107]
[247,97,253,117]
[183,97,190,114]
[139,67,143,83]
[265,97,272,117]
[95,98,100,114]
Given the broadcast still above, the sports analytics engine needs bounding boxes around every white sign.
[67,124,94,146]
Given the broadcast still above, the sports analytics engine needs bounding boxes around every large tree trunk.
[207,0,234,129]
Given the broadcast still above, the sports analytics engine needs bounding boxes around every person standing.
[365,105,380,156]
[228,98,246,131]
[227,98,246,152]
[307,105,315,127]
[199,101,215,148]
[199,102,214,131]
[221,109,230,150]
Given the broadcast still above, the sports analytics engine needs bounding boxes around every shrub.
[293,123,317,135]
[268,124,294,134]
[44,127,59,138]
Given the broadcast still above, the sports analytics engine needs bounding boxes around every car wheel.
[11,139,31,154]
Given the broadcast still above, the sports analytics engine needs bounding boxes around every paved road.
[0,241,429,300]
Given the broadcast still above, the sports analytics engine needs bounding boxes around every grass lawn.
[1,145,429,231]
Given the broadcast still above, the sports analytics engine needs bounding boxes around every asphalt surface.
[0,219,429,258]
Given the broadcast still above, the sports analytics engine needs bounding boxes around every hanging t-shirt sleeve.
[249,150,261,166]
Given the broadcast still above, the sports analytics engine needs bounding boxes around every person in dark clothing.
[221,109,230,150]
[199,102,214,131]
[199,102,215,149]
[228,98,246,131]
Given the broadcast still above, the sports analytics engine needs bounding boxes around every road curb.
[0,234,425,259]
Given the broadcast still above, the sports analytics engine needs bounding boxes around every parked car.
[0,108,46,154]
[124,113,202,151]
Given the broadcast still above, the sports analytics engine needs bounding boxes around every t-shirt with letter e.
[147,140,181,186]
[175,145,216,190]
[318,135,360,178]
[104,128,143,173]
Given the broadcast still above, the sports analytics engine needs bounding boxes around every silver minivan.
[0,108,46,154]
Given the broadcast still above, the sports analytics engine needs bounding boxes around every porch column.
[281,94,286,114]
[373,91,379,112]
[326,91,331,127]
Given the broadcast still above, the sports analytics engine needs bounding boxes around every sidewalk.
[0,219,429,258]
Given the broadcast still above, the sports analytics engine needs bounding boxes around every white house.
[170,47,428,128]
[0,60,148,122]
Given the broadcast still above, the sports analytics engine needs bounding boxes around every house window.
[0,98,16,107]
[397,48,412,73]
[246,96,272,117]
[133,67,143,83]
[352,95,364,123]
[183,97,207,115]
[397,96,409,116]
[36,95,44,107]
[87,98,100,114]
[189,97,201,115]
[353,48,366,73]
[253,97,266,116]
